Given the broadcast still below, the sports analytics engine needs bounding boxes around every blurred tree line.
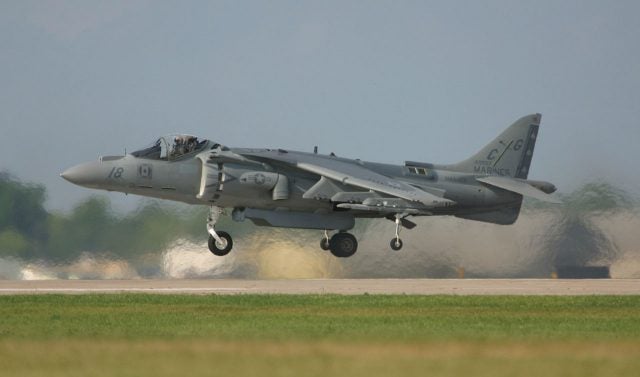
[0,172,242,262]
[1,171,638,267]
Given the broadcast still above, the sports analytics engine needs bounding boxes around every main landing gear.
[206,206,411,258]
[207,206,233,256]
[319,214,413,257]
[320,230,358,258]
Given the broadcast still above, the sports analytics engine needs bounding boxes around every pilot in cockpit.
[185,136,197,153]
[172,135,201,157]
[133,135,208,160]
[173,136,184,156]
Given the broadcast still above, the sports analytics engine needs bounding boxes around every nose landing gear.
[320,230,330,251]
[207,206,233,256]
[208,231,233,256]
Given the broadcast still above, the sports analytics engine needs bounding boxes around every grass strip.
[1,294,639,377]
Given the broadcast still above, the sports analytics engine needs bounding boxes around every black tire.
[320,238,330,251]
[390,238,403,251]
[329,233,358,258]
[208,231,233,256]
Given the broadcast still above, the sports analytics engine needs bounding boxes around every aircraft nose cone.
[60,169,73,182]
[60,161,103,187]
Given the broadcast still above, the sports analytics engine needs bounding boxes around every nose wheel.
[208,231,233,256]
[207,206,233,256]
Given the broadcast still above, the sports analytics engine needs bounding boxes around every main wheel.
[208,231,233,256]
[329,233,358,258]
[320,238,330,251]
[390,238,403,251]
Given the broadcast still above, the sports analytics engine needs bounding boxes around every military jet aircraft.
[61,113,559,258]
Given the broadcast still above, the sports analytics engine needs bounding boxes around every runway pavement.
[0,279,639,295]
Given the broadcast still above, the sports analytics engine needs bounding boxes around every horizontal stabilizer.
[476,176,562,203]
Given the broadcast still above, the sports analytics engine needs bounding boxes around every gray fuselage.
[63,145,521,223]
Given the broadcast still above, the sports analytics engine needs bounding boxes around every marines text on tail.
[62,114,559,258]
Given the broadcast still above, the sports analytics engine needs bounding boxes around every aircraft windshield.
[131,135,209,160]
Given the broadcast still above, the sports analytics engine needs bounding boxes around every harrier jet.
[62,114,558,258]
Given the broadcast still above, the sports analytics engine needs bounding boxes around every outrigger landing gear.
[207,206,233,256]
[390,215,403,251]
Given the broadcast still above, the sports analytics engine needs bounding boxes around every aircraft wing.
[237,150,452,206]
[476,176,562,203]
[295,162,449,205]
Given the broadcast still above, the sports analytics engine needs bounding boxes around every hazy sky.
[1,1,639,212]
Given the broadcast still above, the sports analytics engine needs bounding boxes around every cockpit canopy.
[131,134,210,160]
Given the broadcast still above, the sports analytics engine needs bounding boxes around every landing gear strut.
[207,206,233,256]
[390,215,403,251]
[320,230,330,251]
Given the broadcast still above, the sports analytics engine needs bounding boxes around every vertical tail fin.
[450,113,541,179]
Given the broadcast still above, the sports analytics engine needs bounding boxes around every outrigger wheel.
[390,238,403,251]
[208,231,233,256]
[389,215,404,251]
[329,232,358,258]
